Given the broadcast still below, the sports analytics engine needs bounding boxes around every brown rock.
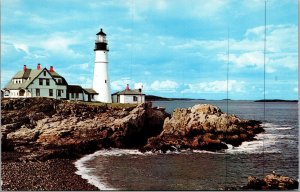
[143,104,263,152]
[244,172,298,190]
[1,98,169,161]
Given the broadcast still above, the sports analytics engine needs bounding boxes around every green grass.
[74,100,138,108]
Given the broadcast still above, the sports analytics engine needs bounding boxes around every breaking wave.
[226,122,295,154]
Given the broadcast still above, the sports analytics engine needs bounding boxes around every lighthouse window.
[44,71,47,76]
[105,80,107,83]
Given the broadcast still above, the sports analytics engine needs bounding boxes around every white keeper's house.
[2,28,146,104]
[2,63,98,102]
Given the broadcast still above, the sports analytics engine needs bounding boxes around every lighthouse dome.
[96,28,106,36]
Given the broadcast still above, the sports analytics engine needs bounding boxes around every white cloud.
[124,0,229,21]
[111,78,132,91]
[134,82,143,89]
[150,80,178,92]
[218,51,264,69]
[269,54,297,71]
[13,43,30,54]
[79,63,89,70]
[293,87,298,93]
[2,30,86,59]
[189,0,229,18]
[169,24,297,74]
[216,24,297,73]
[242,0,297,10]
[182,80,245,93]
[42,36,74,53]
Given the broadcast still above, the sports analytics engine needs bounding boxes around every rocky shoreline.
[2,97,296,190]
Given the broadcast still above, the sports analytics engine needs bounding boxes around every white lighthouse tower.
[93,28,112,103]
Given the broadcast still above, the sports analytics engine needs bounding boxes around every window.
[19,89,25,96]
[76,93,79,98]
[46,79,50,86]
[44,71,47,76]
[71,93,74,98]
[49,89,53,96]
[133,96,138,102]
[57,78,62,84]
[4,90,10,96]
[105,80,107,83]
[39,78,43,85]
[57,90,61,97]
[36,89,40,96]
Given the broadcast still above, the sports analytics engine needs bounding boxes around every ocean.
[75,100,298,190]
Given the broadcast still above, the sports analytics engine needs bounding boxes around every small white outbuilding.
[112,84,145,104]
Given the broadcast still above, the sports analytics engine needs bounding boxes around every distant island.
[254,99,298,102]
[145,95,206,101]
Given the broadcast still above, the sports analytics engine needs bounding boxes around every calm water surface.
[75,100,298,190]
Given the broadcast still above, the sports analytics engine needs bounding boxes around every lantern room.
[94,28,108,51]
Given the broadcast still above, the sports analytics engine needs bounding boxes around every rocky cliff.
[1,98,169,161]
[143,104,264,152]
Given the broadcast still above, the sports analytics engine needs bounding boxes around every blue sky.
[1,0,298,100]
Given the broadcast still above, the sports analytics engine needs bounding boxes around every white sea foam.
[262,123,294,130]
[225,140,280,154]
[225,122,296,154]
[74,148,158,190]
[192,150,224,155]
[74,151,117,190]
[275,127,293,130]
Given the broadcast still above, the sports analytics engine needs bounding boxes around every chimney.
[126,84,130,91]
[50,66,54,73]
[138,85,143,92]
[37,63,41,70]
[23,65,27,72]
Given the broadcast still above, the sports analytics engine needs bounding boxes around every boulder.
[143,104,264,152]
[243,172,298,190]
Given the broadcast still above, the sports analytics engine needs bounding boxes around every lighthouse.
[93,28,112,103]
